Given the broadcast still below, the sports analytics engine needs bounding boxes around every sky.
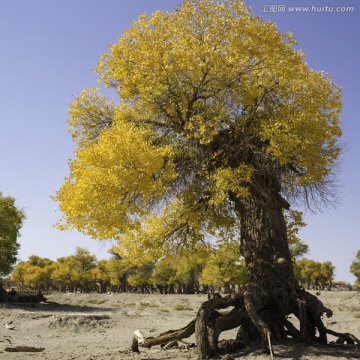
[0,0,359,283]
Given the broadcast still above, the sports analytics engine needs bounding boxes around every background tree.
[200,239,248,294]
[51,256,80,292]
[91,259,110,293]
[151,256,177,294]
[54,0,357,357]
[126,262,154,294]
[24,256,55,292]
[319,261,335,289]
[170,246,208,294]
[295,258,335,290]
[350,250,360,286]
[285,210,309,261]
[106,257,129,292]
[67,247,97,292]
[11,261,27,290]
[10,256,55,292]
[0,193,25,276]
[0,192,25,300]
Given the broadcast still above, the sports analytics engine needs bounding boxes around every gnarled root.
[326,328,360,345]
[131,319,195,351]
[130,288,359,359]
[243,291,274,359]
[195,293,244,359]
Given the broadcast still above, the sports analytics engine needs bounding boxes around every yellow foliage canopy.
[55,0,342,261]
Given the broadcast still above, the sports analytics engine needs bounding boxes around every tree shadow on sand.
[212,340,360,359]
[0,300,118,314]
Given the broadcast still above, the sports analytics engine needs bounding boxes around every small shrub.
[140,302,159,308]
[174,304,193,311]
[111,303,121,308]
[354,313,360,319]
[124,302,136,307]
[87,299,106,305]
[136,302,158,310]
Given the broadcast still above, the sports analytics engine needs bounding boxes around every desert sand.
[0,290,359,359]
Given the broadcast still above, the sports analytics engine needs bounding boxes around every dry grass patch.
[111,303,122,308]
[124,302,136,307]
[173,304,193,311]
[87,299,106,305]
[137,302,159,310]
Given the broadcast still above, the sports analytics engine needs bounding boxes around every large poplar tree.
[55,0,358,357]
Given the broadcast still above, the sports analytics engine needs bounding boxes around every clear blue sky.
[0,0,359,282]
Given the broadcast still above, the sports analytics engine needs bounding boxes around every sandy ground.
[0,290,359,359]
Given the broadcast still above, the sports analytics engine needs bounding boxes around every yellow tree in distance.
[54,0,359,358]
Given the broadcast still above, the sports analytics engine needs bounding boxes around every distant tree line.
[9,245,247,294]
[7,245,340,295]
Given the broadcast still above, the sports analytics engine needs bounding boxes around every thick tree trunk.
[236,194,300,325]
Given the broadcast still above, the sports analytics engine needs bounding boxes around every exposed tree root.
[130,288,359,359]
[326,328,360,345]
[243,291,274,359]
[132,319,196,351]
